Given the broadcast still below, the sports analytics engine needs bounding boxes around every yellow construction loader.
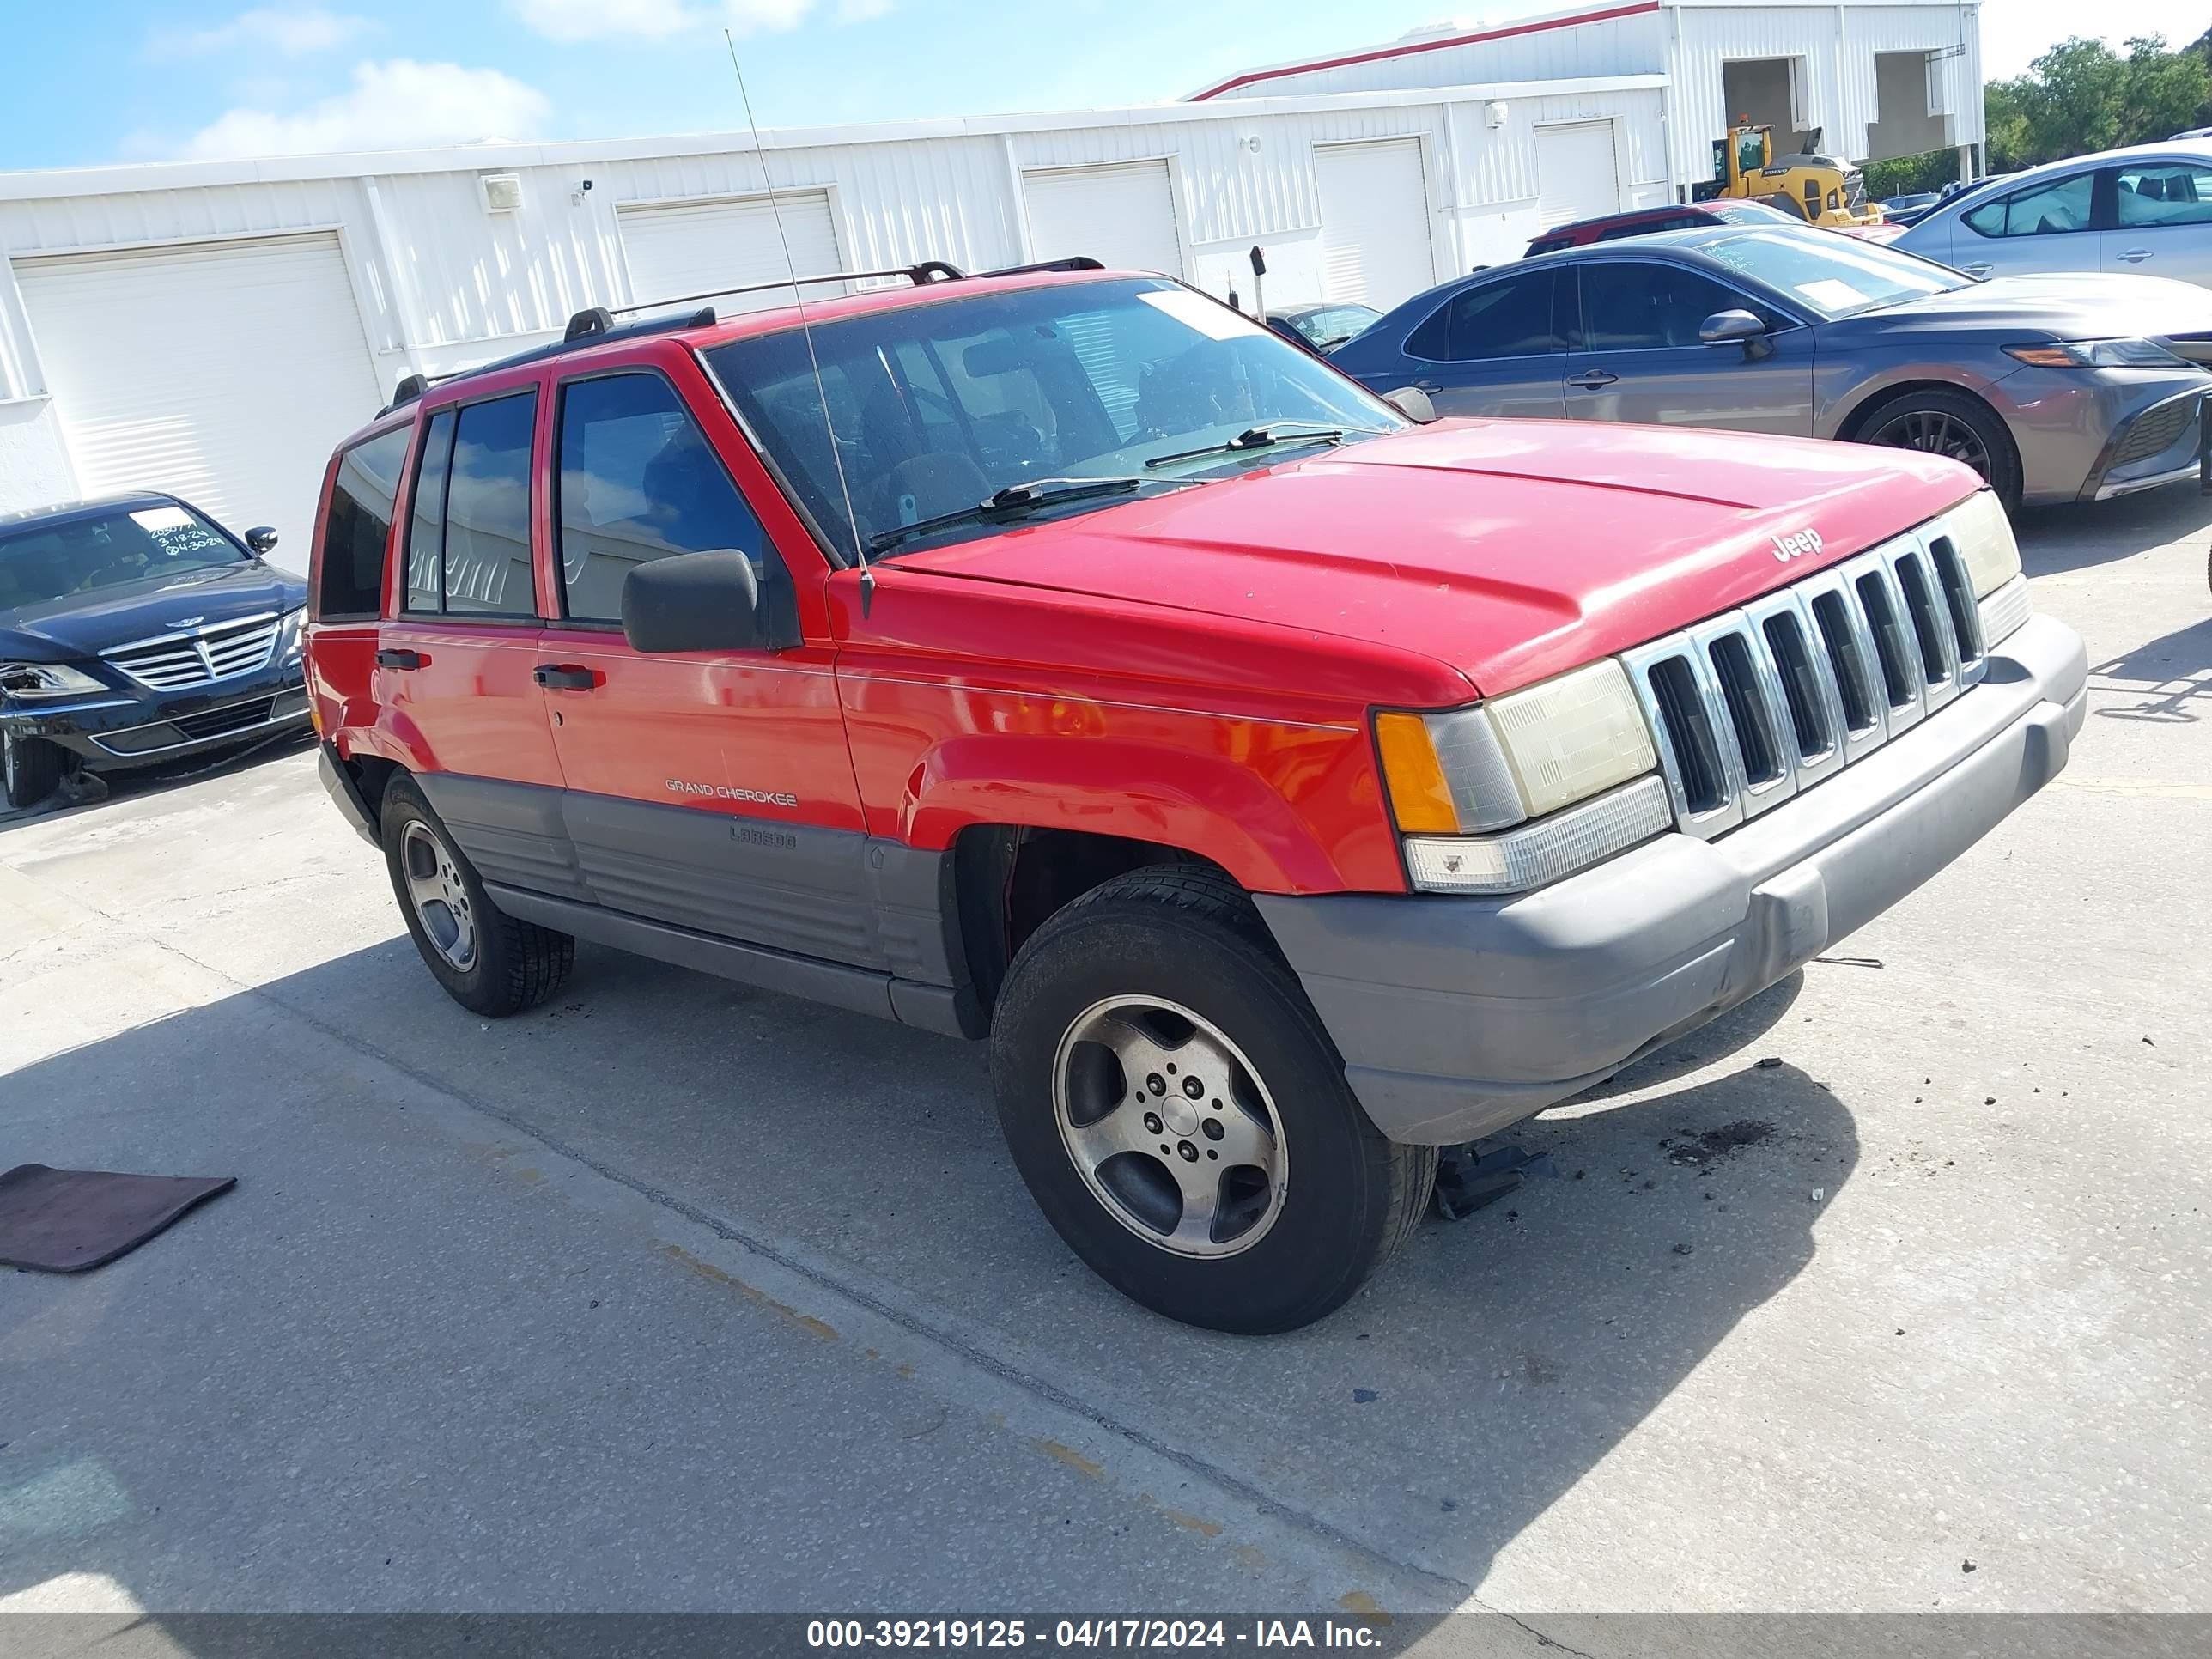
[1693,121,1884,228]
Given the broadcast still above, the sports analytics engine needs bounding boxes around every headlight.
[1939,489,2020,598]
[278,605,307,664]
[2002,337,2189,369]
[1376,659,1665,893]
[0,661,106,701]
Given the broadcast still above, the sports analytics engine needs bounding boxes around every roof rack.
[378,255,1109,416]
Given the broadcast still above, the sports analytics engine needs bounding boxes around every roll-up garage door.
[618,191,844,313]
[1316,138,1436,309]
[1022,161,1183,277]
[1534,121,1622,230]
[15,232,383,570]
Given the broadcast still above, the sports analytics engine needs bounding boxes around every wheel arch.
[1833,376,2002,443]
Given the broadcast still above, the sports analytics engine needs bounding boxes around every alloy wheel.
[400,819,478,971]
[1867,406,1990,481]
[1051,994,1287,1258]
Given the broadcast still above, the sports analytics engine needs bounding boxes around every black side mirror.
[1699,309,1773,361]
[621,550,766,653]
[245,526,279,555]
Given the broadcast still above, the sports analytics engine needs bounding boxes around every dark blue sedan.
[1327,226,2212,511]
[0,493,310,809]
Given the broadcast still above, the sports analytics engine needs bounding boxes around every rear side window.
[1409,270,1562,362]
[316,428,410,619]
[554,371,768,625]
[1966,172,2094,238]
[402,391,540,618]
[2114,162,2212,228]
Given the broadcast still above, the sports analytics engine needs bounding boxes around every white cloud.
[836,0,894,21]
[155,7,374,57]
[181,59,551,160]
[507,0,836,43]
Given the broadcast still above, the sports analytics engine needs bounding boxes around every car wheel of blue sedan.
[1855,386,2023,514]
[2,727,63,811]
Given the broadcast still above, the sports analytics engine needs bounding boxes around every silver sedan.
[1328,226,2212,509]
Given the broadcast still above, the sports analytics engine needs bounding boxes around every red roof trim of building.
[1187,2,1664,101]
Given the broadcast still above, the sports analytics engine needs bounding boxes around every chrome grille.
[1622,532,1985,840]
[103,612,281,690]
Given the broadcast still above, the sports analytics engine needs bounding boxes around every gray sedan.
[1328,226,2212,508]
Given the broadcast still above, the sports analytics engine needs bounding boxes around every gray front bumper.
[1255,611,2088,1146]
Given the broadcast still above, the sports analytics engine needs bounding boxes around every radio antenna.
[723,29,873,614]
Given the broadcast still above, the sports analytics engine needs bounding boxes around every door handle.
[1961,262,1994,278]
[533,664,597,690]
[1568,370,1619,390]
[1411,379,1442,394]
[374,648,422,670]
[2118,247,2154,264]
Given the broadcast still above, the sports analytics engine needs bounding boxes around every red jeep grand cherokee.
[306,262,2086,1332]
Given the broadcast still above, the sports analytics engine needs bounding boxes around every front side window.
[315,428,410,618]
[1966,172,2095,238]
[1579,263,1774,350]
[704,277,1401,557]
[554,371,769,624]
[2114,162,2212,228]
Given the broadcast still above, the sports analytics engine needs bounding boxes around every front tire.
[1852,386,2023,512]
[381,774,573,1016]
[989,867,1435,1334]
[2,727,64,811]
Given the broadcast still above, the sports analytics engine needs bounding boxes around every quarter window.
[1578,263,1772,350]
[2114,162,2212,228]
[1965,172,2094,237]
[315,427,410,619]
[554,372,769,625]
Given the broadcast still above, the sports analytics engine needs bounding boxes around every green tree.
[1980,33,2212,171]
[2119,34,2209,140]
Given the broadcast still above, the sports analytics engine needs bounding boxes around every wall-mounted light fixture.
[1485,100,1509,130]
[478,173,524,213]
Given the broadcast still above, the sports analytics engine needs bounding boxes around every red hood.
[900,419,1979,696]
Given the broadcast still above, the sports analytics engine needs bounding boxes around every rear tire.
[989,866,1435,1334]
[1851,386,2023,513]
[2,728,63,811]
[381,774,573,1016]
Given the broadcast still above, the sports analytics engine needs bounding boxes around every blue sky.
[0,1,2203,173]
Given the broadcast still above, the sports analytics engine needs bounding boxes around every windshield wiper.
[1144,421,1389,468]
[867,476,1158,553]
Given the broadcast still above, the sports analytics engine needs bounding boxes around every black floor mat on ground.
[0,1164,234,1273]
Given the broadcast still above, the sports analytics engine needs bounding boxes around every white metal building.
[0,1,1980,564]
[1192,0,1985,191]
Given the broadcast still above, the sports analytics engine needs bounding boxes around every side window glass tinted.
[555,372,769,625]
[405,410,454,614]
[315,427,410,618]
[1441,272,1560,361]
[1580,263,1764,350]
[1405,300,1453,358]
[442,392,539,617]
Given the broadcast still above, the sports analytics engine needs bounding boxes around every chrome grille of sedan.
[1621,532,1985,840]
[103,612,282,690]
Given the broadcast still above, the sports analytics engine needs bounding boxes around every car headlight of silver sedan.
[2002,337,2191,369]
[1376,659,1671,895]
[0,661,106,701]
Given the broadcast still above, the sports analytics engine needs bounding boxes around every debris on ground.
[1665,1120,1776,1166]
[1352,1389,1378,1403]
[1756,1056,1783,1069]
[1813,955,1883,969]
[1432,1143,1554,1221]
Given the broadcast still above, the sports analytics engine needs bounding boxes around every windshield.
[0,501,246,611]
[1291,305,1382,349]
[1698,229,1972,319]
[704,277,1402,556]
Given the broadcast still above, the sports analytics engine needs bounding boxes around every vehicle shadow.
[2014,488,2212,579]
[0,940,1851,1620]
[0,732,313,835]
[2088,616,2212,725]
